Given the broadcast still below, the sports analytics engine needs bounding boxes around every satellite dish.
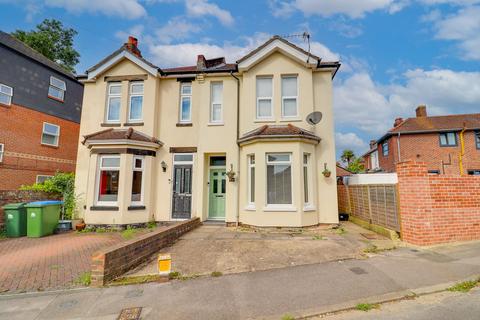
[306,111,322,125]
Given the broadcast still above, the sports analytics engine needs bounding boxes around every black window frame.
[382,141,389,157]
[439,132,458,147]
[467,169,480,176]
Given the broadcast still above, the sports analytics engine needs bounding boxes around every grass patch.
[147,221,157,229]
[447,280,479,293]
[74,272,91,286]
[0,228,7,240]
[121,226,138,240]
[211,271,223,277]
[355,303,379,312]
[281,315,295,320]
[110,274,166,286]
[336,227,347,235]
[168,271,200,281]
[312,234,325,240]
[363,245,397,254]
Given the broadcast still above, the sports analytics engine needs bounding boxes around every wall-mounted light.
[161,161,167,172]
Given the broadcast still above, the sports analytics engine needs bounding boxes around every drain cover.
[118,307,142,320]
[349,267,368,275]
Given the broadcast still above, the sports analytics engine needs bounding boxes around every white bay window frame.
[131,156,145,206]
[265,153,294,210]
[247,154,255,209]
[95,155,121,206]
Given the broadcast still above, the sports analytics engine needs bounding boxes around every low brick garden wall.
[0,190,60,227]
[90,218,201,286]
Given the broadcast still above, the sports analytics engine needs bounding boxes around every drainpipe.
[230,71,241,227]
[459,123,466,175]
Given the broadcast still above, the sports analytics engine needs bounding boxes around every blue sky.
[1,0,480,157]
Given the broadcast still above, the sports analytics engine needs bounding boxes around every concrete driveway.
[129,222,398,277]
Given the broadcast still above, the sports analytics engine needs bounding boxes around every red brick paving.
[0,232,123,293]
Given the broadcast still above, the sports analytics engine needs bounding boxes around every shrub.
[20,172,76,220]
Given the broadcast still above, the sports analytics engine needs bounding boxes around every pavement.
[128,222,397,277]
[0,232,123,293]
[0,240,479,320]
[321,288,480,320]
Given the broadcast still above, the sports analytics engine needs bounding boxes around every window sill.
[254,119,276,123]
[48,95,64,103]
[279,118,302,122]
[176,123,193,127]
[244,204,256,211]
[41,143,59,149]
[124,122,144,126]
[303,205,316,212]
[263,205,297,212]
[90,206,119,211]
[101,123,121,127]
[207,122,224,126]
[128,205,146,210]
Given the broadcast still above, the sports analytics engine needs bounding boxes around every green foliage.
[281,315,295,320]
[356,303,379,311]
[147,221,157,229]
[341,149,355,165]
[74,272,91,286]
[447,280,479,293]
[0,228,6,240]
[347,157,365,174]
[20,172,76,220]
[211,271,223,277]
[12,19,80,73]
[121,226,138,240]
[169,271,181,280]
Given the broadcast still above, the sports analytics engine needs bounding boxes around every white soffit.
[87,51,158,80]
[238,39,319,71]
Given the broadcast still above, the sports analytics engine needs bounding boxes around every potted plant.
[322,163,332,178]
[226,164,236,182]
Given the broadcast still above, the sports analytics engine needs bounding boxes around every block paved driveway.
[0,232,123,294]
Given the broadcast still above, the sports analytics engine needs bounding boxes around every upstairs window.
[282,75,298,118]
[439,132,457,147]
[210,82,223,123]
[475,131,480,149]
[382,141,389,156]
[179,82,192,123]
[128,82,144,122]
[0,143,4,162]
[256,77,273,119]
[48,76,66,101]
[106,83,122,123]
[41,122,60,147]
[0,83,13,106]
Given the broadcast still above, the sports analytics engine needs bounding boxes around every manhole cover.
[118,307,142,320]
[349,267,368,275]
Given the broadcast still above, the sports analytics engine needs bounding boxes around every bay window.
[281,75,298,118]
[96,155,120,205]
[131,156,144,205]
[248,155,255,205]
[303,153,311,205]
[128,82,144,122]
[256,77,273,119]
[106,83,121,123]
[266,153,292,205]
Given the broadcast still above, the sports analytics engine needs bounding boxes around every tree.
[347,158,365,174]
[12,19,80,73]
[340,149,355,165]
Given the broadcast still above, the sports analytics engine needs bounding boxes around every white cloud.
[271,0,401,19]
[154,17,201,44]
[334,69,480,141]
[431,6,480,60]
[335,132,369,156]
[44,0,146,19]
[185,0,234,26]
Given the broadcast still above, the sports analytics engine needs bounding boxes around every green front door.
[208,169,226,220]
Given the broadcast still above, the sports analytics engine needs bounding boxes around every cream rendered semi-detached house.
[75,36,340,227]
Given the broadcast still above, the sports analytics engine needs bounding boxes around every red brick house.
[363,106,480,175]
[0,31,83,189]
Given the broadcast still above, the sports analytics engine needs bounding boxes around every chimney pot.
[394,117,404,127]
[128,36,138,47]
[197,55,206,70]
[416,105,427,117]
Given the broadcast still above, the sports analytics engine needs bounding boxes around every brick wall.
[397,160,480,245]
[90,218,201,287]
[0,103,79,190]
[0,190,61,227]
[376,132,480,174]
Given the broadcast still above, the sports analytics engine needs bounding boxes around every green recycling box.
[2,203,28,237]
[25,201,63,238]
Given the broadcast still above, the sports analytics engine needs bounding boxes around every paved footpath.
[0,241,479,320]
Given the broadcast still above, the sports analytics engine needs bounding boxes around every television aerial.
[306,111,322,125]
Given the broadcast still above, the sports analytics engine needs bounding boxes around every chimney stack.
[125,36,142,58]
[197,55,206,71]
[393,117,404,127]
[416,105,427,117]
